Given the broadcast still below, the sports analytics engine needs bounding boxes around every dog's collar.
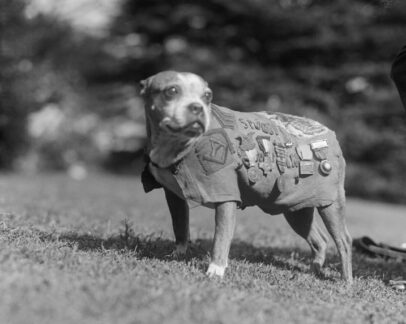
[145,154,182,175]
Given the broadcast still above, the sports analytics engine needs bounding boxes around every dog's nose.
[188,103,203,115]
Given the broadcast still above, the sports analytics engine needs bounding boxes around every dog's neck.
[146,117,200,169]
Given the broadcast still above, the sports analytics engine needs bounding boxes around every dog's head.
[140,71,212,139]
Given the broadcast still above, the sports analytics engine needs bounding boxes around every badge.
[319,160,332,175]
[296,144,313,160]
[256,136,272,155]
[241,149,258,168]
[311,139,329,160]
[274,144,286,173]
[237,133,257,168]
[247,167,261,184]
[290,153,300,168]
[299,161,314,176]
[286,156,293,168]
[258,156,272,175]
[310,139,328,150]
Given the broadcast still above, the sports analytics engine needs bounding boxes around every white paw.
[206,263,226,278]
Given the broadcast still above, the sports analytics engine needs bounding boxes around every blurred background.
[1,0,406,204]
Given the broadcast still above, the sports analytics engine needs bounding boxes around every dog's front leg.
[207,201,237,278]
[164,188,190,257]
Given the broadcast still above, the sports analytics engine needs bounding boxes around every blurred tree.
[0,0,78,168]
[0,0,29,167]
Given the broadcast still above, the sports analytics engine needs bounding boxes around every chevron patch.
[211,105,236,129]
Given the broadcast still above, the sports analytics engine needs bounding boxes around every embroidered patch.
[211,105,236,129]
[195,129,234,175]
[274,113,328,136]
[259,112,329,138]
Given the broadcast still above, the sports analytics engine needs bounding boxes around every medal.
[247,167,261,184]
[275,144,286,173]
[299,161,314,176]
[296,144,313,160]
[258,156,272,175]
[311,139,329,160]
[319,160,332,175]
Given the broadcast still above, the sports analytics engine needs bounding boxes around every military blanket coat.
[143,104,344,214]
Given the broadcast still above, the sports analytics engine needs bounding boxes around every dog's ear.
[139,79,148,96]
[139,76,153,97]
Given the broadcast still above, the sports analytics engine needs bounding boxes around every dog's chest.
[149,164,185,199]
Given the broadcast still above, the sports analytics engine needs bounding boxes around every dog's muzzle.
[160,102,208,137]
[160,117,205,137]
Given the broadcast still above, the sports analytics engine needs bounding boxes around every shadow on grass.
[36,229,406,281]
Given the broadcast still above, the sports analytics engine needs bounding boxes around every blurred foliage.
[1,0,406,203]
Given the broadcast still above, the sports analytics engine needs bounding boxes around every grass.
[0,173,405,324]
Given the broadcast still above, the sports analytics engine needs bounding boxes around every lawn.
[0,173,405,324]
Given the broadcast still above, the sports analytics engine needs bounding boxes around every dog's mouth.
[161,119,205,137]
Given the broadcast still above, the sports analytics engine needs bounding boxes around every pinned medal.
[237,133,258,168]
[299,161,314,176]
[310,139,329,160]
[290,153,300,168]
[319,160,332,175]
[296,144,313,161]
[286,156,293,168]
[256,136,272,155]
[274,144,287,173]
[258,156,272,175]
[256,136,273,174]
[247,167,261,184]
[245,149,258,167]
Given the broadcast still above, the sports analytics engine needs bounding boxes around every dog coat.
[143,104,344,214]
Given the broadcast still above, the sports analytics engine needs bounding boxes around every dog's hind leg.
[284,207,329,276]
[164,188,190,257]
[317,189,353,283]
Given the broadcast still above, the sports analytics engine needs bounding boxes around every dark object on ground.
[353,236,406,261]
[388,278,406,291]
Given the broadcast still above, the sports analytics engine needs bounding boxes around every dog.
[140,71,353,283]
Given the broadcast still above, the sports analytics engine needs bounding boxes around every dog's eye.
[164,86,178,99]
[203,91,213,103]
